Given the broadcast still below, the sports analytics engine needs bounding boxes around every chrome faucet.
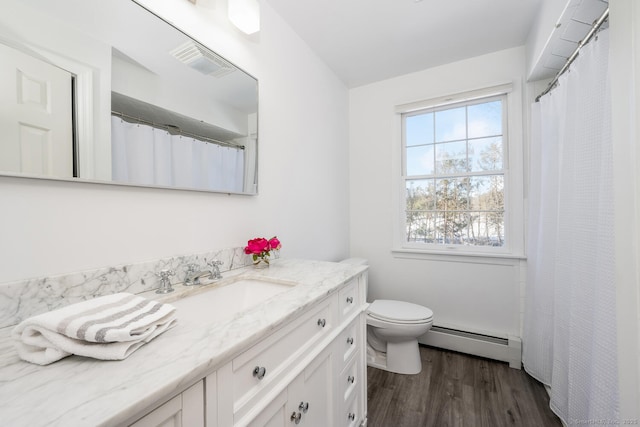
[182,260,223,286]
[155,269,176,294]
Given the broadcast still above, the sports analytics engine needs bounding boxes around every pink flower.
[244,236,282,263]
[245,238,270,255]
[269,236,281,251]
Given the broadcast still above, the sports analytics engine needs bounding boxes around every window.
[402,94,507,250]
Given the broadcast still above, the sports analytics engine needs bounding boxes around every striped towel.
[12,293,177,365]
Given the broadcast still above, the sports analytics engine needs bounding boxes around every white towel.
[12,293,177,365]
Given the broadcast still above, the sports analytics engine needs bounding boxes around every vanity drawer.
[341,389,362,427]
[339,356,360,405]
[338,279,359,321]
[337,318,360,372]
[231,297,334,418]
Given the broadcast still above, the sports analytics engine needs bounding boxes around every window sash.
[401,94,508,250]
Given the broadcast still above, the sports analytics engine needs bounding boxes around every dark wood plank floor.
[367,346,562,427]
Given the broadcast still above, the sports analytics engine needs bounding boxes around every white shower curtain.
[111,117,244,192]
[524,29,618,423]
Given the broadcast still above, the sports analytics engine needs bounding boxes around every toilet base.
[386,340,422,374]
[366,340,422,375]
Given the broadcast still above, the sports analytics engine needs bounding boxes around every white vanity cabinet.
[129,380,204,427]
[0,261,369,427]
[215,294,336,426]
[131,271,368,427]
[214,272,368,427]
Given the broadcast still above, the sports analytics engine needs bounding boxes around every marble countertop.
[0,259,367,427]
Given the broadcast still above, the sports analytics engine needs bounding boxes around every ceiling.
[266,0,543,88]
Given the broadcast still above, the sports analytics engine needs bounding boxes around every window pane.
[405,113,434,146]
[406,182,436,244]
[405,211,436,243]
[435,107,466,142]
[469,175,504,211]
[433,211,467,244]
[468,101,502,138]
[435,177,469,211]
[435,140,467,174]
[406,145,434,176]
[406,179,435,211]
[465,211,505,246]
[469,137,503,172]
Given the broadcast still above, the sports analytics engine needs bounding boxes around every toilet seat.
[367,299,433,325]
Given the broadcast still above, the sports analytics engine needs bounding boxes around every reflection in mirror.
[0,0,258,194]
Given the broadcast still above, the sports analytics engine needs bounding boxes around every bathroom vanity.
[0,259,368,427]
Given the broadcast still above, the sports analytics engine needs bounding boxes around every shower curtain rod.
[111,110,245,150]
[535,7,609,102]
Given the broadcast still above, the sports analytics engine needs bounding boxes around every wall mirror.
[0,0,258,194]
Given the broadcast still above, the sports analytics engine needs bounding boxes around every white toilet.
[340,258,434,375]
[367,299,433,374]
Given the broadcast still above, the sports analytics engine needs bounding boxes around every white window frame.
[391,83,525,260]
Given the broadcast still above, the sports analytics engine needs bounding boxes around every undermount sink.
[170,278,295,323]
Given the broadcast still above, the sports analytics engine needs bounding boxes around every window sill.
[391,247,526,265]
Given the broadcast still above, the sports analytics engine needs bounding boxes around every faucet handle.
[155,269,175,279]
[155,269,175,294]
[206,259,224,279]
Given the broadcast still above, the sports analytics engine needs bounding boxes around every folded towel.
[12,293,177,365]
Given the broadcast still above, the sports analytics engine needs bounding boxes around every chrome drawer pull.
[252,366,267,380]
[290,412,302,424]
[347,375,355,384]
[298,401,309,413]
[347,337,354,345]
[346,296,354,304]
[348,412,356,421]
[317,318,326,327]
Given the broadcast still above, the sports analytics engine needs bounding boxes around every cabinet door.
[130,381,204,427]
[247,389,288,427]
[130,395,183,427]
[286,349,333,427]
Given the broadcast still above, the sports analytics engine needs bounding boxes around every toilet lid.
[368,299,433,323]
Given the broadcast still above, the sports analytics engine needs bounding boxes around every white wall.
[349,47,527,338]
[0,0,350,284]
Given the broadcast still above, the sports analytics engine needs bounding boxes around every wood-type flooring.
[367,346,562,427]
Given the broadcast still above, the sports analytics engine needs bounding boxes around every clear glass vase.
[253,256,270,269]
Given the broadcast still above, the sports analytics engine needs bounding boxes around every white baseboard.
[420,326,522,369]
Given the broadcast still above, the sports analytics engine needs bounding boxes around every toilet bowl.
[367,299,433,375]
[339,258,434,375]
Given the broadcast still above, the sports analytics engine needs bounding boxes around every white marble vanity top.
[0,259,367,427]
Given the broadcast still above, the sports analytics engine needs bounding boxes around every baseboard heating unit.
[420,326,522,369]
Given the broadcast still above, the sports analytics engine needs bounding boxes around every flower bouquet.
[244,236,282,268]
